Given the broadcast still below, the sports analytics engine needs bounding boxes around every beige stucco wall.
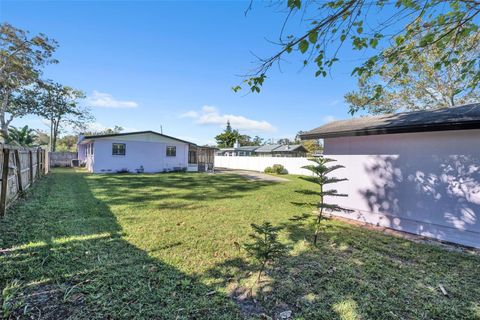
[324,129,480,248]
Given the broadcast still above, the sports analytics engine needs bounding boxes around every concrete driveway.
[214,168,290,182]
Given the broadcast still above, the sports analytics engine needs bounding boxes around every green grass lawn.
[1,168,479,319]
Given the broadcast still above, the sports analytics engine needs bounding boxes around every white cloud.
[181,105,276,133]
[87,91,139,108]
[179,110,199,118]
[322,115,336,123]
[328,99,341,106]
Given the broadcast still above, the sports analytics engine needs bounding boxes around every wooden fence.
[49,151,77,167]
[0,145,47,216]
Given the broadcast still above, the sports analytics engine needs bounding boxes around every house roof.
[79,130,196,145]
[254,144,306,153]
[273,144,307,152]
[300,103,480,139]
[236,146,259,151]
[254,144,282,152]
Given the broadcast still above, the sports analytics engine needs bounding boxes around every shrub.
[264,166,274,173]
[264,164,287,174]
[272,164,287,174]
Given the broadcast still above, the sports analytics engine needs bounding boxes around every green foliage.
[215,121,262,147]
[243,221,287,282]
[301,157,351,245]
[0,23,58,138]
[265,164,287,175]
[5,125,37,147]
[36,81,93,151]
[236,1,480,102]
[264,166,274,174]
[82,125,124,136]
[346,32,480,114]
[56,135,78,152]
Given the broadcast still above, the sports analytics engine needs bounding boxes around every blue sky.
[2,0,363,145]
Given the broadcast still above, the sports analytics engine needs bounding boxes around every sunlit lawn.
[1,168,479,319]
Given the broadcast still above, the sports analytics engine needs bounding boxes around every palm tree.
[6,125,37,147]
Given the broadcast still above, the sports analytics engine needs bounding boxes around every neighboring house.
[255,144,308,157]
[216,143,258,157]
[300,103,480,248]
[77,131,215,173]
[216,141,308,157]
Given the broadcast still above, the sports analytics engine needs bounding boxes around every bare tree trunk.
[0,91,11,142]
[52,118,60,152]
[49,118,54,152]
[313,185,324,245]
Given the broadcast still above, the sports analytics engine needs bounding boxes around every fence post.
[0,149,10,216]
[14,149,23,193]
[29,150,33,186]
[43,149,48,174]
[36,148,41,178]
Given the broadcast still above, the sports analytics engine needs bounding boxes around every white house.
[77,131,214,173]
[216,140,308,157]
[300,103,480,248]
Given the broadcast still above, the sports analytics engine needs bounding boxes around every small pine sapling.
[302,157,352,245]
[244,222,287,283]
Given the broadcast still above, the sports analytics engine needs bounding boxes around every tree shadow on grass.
[205,216,480,319]
[88,172,275,209]
[0,169,243,319]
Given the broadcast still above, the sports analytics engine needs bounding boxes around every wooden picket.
[0,145,47,216]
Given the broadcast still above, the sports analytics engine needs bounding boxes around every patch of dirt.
[227,283,265,317]
[227,281,297,319]
[5,282,86,320]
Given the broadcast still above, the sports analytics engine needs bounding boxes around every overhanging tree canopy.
[236,0,480,112]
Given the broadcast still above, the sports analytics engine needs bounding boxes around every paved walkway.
[214,168,290,182]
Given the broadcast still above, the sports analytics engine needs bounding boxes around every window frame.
[166,146,176,157]
[112,143,126,156]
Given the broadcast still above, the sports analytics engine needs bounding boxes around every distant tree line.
[215,121,322,155]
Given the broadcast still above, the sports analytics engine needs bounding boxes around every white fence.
[214,156,313,175]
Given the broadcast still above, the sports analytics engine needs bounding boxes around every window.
[166,146,176,157]
[188,150,196,163]
[112,143,126,155]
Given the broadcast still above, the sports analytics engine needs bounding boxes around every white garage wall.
[214,156,314,175]
[325,129,480,248]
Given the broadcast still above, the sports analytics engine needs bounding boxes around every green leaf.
[308,30,318,44]
[287,0,301,10]
[299,40,309,53]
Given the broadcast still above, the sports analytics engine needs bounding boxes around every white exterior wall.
[77,144,87,161]
[324,129,480,248]
[87,133,189,173]
[215,156,313,175]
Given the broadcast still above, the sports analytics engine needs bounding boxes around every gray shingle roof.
[300,103,480,139]
[80,130,196,145]
[255,144,282,152]
[273,144,306,152]
[236,146,259,151]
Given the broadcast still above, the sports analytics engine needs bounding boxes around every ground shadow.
[205,215,480,319]
[0,169,243,319]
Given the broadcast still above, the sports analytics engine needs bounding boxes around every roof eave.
[300,120,480,140]
[82,130,197,146]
